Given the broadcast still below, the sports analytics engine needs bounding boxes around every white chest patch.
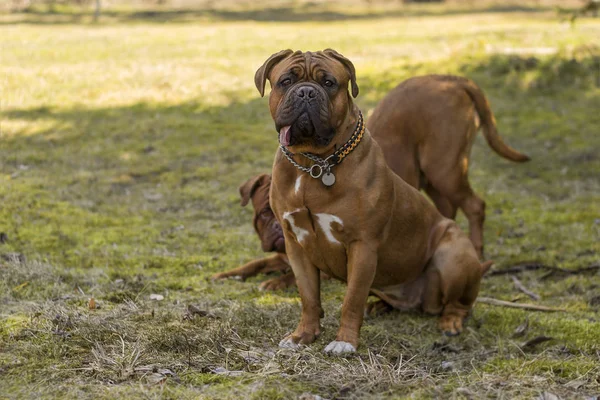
[294,175,302,195]
[315,213,343,245]
[282,209,309,244]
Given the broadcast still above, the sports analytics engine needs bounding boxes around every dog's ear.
[239,174,270,206]
[254,49,294,97]
[323,49,359,98]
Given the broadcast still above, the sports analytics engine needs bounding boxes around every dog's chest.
[281,207,348,277]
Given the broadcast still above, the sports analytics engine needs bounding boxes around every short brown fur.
[256,49,490,353]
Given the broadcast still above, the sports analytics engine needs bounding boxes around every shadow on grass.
[2,3,555,25]
[2,53,599,179]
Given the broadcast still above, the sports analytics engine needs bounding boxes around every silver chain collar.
[279,146,334,179]
[278,112,364,187]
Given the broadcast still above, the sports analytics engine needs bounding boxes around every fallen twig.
[520,336,554,350]
[511,275,540,300]
[488,263,599,277]
[477,297,567,312]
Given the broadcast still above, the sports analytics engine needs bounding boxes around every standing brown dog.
[256,49,491,354]
[368,75,530,257]
[213,75,527,289]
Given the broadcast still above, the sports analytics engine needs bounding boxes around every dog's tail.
[461,79,531,163]
[480,260,494,277]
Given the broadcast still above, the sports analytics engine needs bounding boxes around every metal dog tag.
[321,172,335,187]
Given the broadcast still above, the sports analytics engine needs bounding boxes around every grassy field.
[1,2,600,399]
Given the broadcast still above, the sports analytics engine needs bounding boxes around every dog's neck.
[283,105,360,169]
[318,105,359,157]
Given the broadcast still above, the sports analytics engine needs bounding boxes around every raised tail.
[461,79,531,162]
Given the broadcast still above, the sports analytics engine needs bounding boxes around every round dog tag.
[321,172,335,187]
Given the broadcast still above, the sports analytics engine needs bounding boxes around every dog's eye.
[324,80,334,87]
[280,78,292,87]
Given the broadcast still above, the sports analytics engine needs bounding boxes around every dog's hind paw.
[324,341,356,354]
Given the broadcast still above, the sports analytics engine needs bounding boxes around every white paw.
[323,341,356,354]
[279,337,300,349]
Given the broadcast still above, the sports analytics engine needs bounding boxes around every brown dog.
[210,174,295,291]
[214,75,524,289]
[211,174,331,290]
[368,75,530,257]
[256,49,491,354]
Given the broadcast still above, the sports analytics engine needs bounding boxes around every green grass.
[1,2,600,399]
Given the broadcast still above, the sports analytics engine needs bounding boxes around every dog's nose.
[296,86,316,99]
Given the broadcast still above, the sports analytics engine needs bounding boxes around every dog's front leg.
[210,254,285,281]
[325,242,377,354]
[279,239,322,348]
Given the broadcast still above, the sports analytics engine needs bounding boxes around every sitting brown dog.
[213,75,527,289]
[256,49,492,353]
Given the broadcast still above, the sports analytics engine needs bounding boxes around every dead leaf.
[521,336,553,350]
[539,392,560,400]
[183,304,217,320]
[456,387,474,398]
[441,361,454,370]
[513,319,529,337]
[211,367,243,377]
[12,281,29,291]
[564,380,586,389]
[88,297,96,310]
[299,394,326,400]
[149,294,164,301]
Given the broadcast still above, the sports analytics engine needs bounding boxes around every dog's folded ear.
[254,49,294,97]
[239,173,270,206]
[323,49,359,98]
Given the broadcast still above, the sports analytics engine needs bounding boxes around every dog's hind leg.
[458,189,486,259]
[424,183,457,219]
[425,226,482,336]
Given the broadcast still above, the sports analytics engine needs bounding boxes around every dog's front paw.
[279,326,320,349]
[324,341,356,354]
[259,275,295,291]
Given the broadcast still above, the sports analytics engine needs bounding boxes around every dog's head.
[239,174,285,253]
[255,49,359,154]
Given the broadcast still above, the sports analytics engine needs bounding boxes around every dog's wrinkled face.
[239,174,285,253]
[255,49,359,152]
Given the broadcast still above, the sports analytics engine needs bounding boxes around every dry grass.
[1,1,600,399]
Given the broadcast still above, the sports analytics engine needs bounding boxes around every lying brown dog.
[210,174,328,289]
[210,174,295,291]
[213,74,526,289]
[368,75,530,257]
[256,49,491,353]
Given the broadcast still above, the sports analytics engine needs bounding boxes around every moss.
[1,2,599,398]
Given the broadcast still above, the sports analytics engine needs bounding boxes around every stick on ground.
[488,263,599,277]
[477,297,567,312]
[511,275,540,300]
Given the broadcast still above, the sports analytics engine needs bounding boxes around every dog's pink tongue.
[279,126,291,146]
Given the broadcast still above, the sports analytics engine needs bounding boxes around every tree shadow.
[3,52,599,185]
